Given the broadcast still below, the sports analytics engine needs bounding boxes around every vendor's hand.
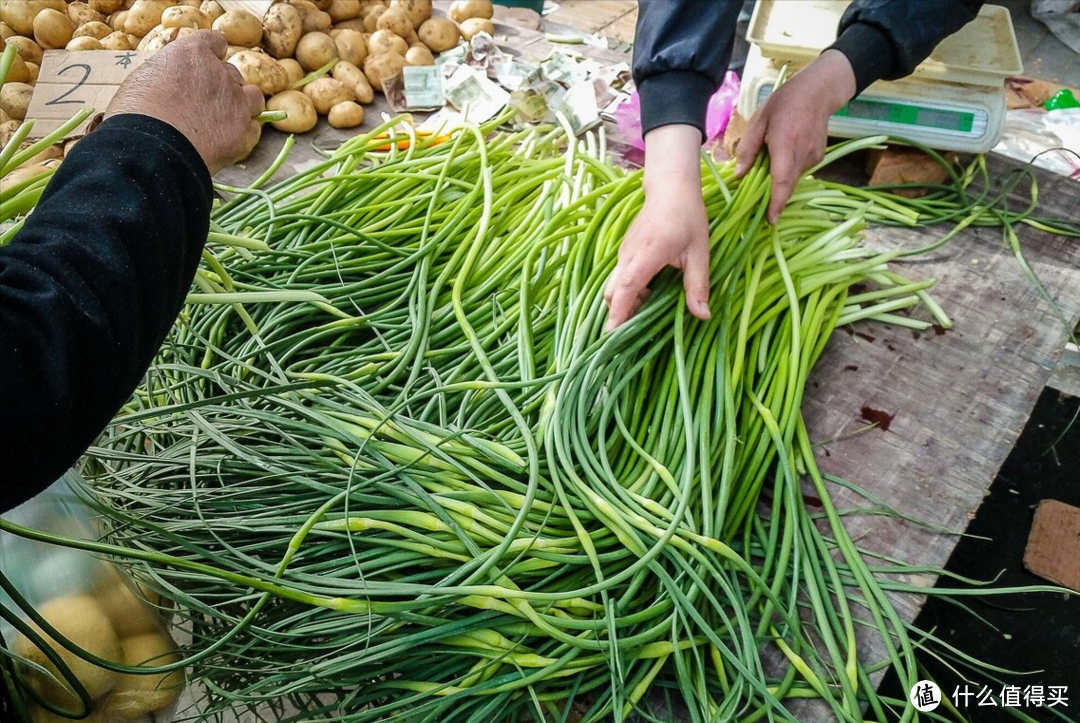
[605,124,711,331]
[735,49,856,224]
[105,30,263,174]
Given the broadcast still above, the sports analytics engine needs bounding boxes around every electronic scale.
[739,1,1024,153]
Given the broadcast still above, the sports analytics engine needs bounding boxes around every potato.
[0,22,14,40]
[266,89,317,132]
[34,8,75,49]
[23,61,39,83]
[328,100,363,128]
[0,0,41,36]
[90,0,126,13]
[278,56,304,86]
[125,0,173,37]
[331,59,373,103]
[66,35,104,50]
[0,82,33,121]
[448,0,493,23]
[2,50,31,84]
[459,17,494,41]
[417,17,458,52]
[98,29,132,48]
[200,0,224,22]
[262,2,302,59]
[375,6,411,37]
[295,31,338,72]
[13,595,123,705]
[404,44,433,66]
[333,18,364,30]
[110,10,128,31]
[74,20,113,39]
[102,632,185,719]
[68,2,107,26]
[97,572,168,639]
[302,76,354,114]
[161,5,210,29]
[362,4,385,32]
[212,9,262,47]
[368,28,405,56]
[19,142,63,167]
[301,9,333,33]
[139,24,180,50]
[327,0,361,22]
[332,28,367,66]
[390,0,431,29]
[224,43,244,60]
[0,119,21,147]
[362,50,404,92]
[7,36,43,67]
[403,24,419,46]
[229,49,289,95]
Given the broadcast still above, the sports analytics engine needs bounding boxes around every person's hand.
[605,124,711,331]
[105,30,264,174]
[735,49,856,224]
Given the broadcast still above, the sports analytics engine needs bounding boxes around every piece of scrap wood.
[1024,499,1080,593]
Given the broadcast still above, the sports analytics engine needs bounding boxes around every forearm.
[633,0,743,138]
[0,114,212,510]
[829,0,984,95]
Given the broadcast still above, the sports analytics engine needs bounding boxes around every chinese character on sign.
[916,683,939,708]
[115,52,136,68]
[1048,686,1069,707]
[977,686,998,706]
[1025,685,1046,707]
[1001,685,1022,707]
[954,685,974,707]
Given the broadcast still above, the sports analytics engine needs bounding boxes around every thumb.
[682,240,711,321]
[735,109,768,177]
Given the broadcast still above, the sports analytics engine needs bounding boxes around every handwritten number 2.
[45,63,92,106]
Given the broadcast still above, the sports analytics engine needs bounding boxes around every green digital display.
[834,99,975,133]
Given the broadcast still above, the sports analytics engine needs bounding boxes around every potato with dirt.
[331,59,374,103]
[212,9,263,47]
[417,17,459,53]
[303,76,356,114]
[262,3,303,59]
[229,50,290,96]
[295,31,339,72]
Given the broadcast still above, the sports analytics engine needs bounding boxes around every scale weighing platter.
[739,1,1023,152]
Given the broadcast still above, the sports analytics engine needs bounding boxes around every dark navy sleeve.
[829,0,985,96]
[0,114,212,511]
[632,0,744,139]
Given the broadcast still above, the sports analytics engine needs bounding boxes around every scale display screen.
[835,99,976,133]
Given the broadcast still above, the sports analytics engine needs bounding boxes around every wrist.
[643,124,703,196]
[812,49,858,113]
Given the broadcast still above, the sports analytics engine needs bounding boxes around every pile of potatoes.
[0,0,498,137]
[13,566,182,723]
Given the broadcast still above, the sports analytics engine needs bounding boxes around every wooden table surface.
[212,9,1080,720]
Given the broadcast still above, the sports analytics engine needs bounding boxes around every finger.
[188,28,228,60]
[767,148,798,224]
[243,83,265,117]
[681,240,711,321]
[736,106,769,177]
[226,62,244,86]
[605,255,664,331]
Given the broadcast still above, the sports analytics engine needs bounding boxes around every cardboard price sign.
[25,50,151,139]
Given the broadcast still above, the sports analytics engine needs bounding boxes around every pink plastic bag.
[616,71,741,151]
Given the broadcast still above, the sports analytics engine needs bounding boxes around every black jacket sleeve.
[0,114,212,512]
[633,0,985,138]
[830,0,985,96]
[632,0,744,139]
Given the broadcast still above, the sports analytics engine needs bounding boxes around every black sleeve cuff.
[637,70,717,141]
[827,22,898,97]
[92,113,213,201]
